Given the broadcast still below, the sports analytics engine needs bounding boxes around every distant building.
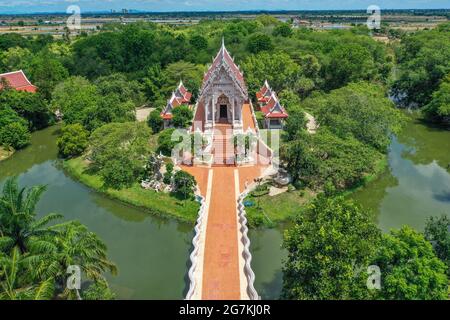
[161,80,192,128]
[256,81,288,129]
[0,70,37,93]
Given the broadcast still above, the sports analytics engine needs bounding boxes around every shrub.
[57,124,89,158]
[0,122,31,149]
[147,109,163,133]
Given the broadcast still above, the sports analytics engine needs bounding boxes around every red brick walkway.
[183,163,266,300]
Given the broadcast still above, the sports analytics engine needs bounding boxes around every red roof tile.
[202,40,246,93]
[0,70,37,93]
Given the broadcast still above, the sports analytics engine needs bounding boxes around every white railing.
[237,189,260,300]
[185,192,207,299]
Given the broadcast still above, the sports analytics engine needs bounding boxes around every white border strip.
[185,169,213,300]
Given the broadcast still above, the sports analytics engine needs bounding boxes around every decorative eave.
[200,38,248,100]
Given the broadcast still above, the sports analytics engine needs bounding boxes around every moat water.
[0,113,449,299]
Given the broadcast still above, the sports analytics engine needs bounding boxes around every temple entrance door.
[219,104,228,120]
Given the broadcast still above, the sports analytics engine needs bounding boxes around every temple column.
[232,98,235,123]
[212,94,216,125]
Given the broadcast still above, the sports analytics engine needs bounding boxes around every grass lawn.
[244,188,315,228]
[63,157,199,224]
[0,146,14,162]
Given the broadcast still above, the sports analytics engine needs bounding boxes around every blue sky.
[0,0,449,14]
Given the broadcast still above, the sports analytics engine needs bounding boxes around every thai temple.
[160,80,193,128]
[256,81,289,129]
[0,70,37,93]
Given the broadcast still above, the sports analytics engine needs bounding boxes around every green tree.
[57,124,89,158]
[242,52,300,95]
[283,106,307,141]
[147,109,163,133]
[0,89,52,130]
[51,76,99,127]
[172,105,193,128]
[282,196,381,300]
[189,34,208,50]
[247,33,274,54]
[28,50,69,100]
[273,23,293,37]
[325,43,376,90]
[0,247,55,300]
[424,215,450,276]
[373,226,448,300]
[157,128,182,156]
[100,156,135,190]
[94,73,145,107]
[0,46,31,71]
[0,177,62,254]
[423,74,450,124]
[163,61,204,99]
[392,25,450,107]
[89,122,152,188]
[312,82,404,152]
[0,122,31,150]
[173,170,196,200]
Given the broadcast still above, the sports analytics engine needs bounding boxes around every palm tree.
[0,177,117,300]
[0,247,54,300]
[49,221,117,299]
[0,177,62,254]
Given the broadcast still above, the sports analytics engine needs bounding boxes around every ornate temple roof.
[256,80,273,103]
[200,38,247,98]
[0,70,37,93]
[260,92,289,119]
[161,81,192,120]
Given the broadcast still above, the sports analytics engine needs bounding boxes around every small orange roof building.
[0,70,37,93]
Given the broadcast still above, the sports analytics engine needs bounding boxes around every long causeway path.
[183,164,266,299]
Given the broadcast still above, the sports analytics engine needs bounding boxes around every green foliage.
[172,105,193,128]
[0,89,52,130]
[51,76,99,125]
[157,128,181,156]
[147,109,164,133]
[100,156,135,190]
[282,195,381,300]
[89,122,153,189]
[247,33,274,54]
[242,52,300,95]
[424,215,450,276]
[273,23,293,37]
[28,50,69,100]
[0,177,116,300]
[312,82,405,152]
[51,76,136,131]
[283,106,306,141]
[163,61,204,99]
[282,130,381,190]
[94,73,145,107]
[423,74,450,124]
[373,226,448,300]
[0,122,31,150]
[57,124,89,158]
[173,170,196,199]
[81,280,115,300]
[325,43,376,90]
[392,25,450,108]
[189,34,208,50]
[278,89,301,111]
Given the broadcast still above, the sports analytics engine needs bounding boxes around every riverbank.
[63,157,199,224]
[0,146,14,162]
[244,154,387,228]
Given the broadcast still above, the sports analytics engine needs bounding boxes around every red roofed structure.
[161,80,192,127]
[257,84,288,129]
[0,70,37,93]
[256,80,272,104]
